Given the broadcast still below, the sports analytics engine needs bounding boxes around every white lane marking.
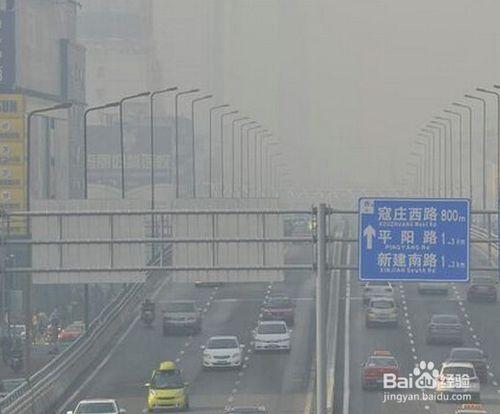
[56,276,172,414]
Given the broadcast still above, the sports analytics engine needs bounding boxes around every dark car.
[426,314,463,345]
[447,347,489,384]
[261,296,295,325]
[162,301,202,335]
[467,276,497,303]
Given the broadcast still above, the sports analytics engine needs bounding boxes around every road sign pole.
[316,203,327,414]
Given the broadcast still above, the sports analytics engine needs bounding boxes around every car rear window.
[75,402,116,413]
[208,338,238,349]
[433,315,459,324]
[451,349,483,360]
[258,324,287,334]
[165,302,196,312]
[370,300,394,309]
[267,298,292,308]
[442,366,475,378]
[367,356,397,367]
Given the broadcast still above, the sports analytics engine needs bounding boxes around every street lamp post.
[83,102,120,199]
[190,94,213,197]
[435,116,454,197]
[465,94,487,212]
[175,89,200,198]
[239,121,258,197]
[245,126,261,197]
[258,133,273,197]
[452,102,473,202]
[421,128,437,196]
[410,152,424,195]
[413,142,427,195]
[264,141,280,197]
[428,122,446,197]
[268,152,282,197]
[220,110,239,197]
[149,87,177,211]
[444,109,464,198]
[208,104,230,198]
[253,130,268,198]
[231,117,250,197]
[26,102,72,377]
[119,92,150,199]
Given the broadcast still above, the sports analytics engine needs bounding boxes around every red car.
[362,351,399,390]
[261,296,295,326]
[58,321,84,343]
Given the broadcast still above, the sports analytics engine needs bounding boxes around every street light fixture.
[417,133,434,196]
[258,133,273,197]
[464,94,487,211]
[150,87,178,212]
[435,116,454,197]
[220,110,239,197]
[239,121,258,197]
[253,130,268,198]
[231,117,250,197]
[119,91,150,199]
[83,101,120,199]
[26,101,72,377]
[175,88,200,198]
[245,125,262,198]
[429,121,447,197]
[208,104,230,198]
[190,94,213,197]
[452,102,474,201]
[444,109,464,197]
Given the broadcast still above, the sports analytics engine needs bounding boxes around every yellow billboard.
[0,94,27,235]
[0,141,24,164]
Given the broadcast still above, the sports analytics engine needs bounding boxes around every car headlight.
[232,352,240,358]
[204,352,212,359]
[149,389,157,397]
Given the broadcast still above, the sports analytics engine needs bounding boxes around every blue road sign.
[358,198,470,282]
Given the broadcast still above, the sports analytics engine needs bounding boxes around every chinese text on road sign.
[358,198,470,282]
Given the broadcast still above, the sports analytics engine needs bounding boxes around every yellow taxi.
[145,361,189,412]
[455,403,487,414]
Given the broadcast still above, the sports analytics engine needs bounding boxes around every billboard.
[0,0,15,91]
[0,94,26,235]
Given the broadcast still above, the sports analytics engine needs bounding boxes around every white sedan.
[67,399,125,414]
[202,336,244,369]
[253,321,291,352]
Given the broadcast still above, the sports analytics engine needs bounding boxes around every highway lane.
[58,246,315,414]
[348,241,500,414]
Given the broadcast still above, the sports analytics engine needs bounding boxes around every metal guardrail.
[0,248,170,414]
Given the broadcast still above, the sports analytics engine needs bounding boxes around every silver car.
[365,297,398,327]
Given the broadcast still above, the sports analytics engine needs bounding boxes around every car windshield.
[367,357,396,367]
[433,315,459,324]
[442,367,476,378]
[165,303,196,313]
[258,324,286,334]
[151,370,184,389]
[208,338,238,349]
[371,300,394,309]
[267,298,291,308]
[451,349,483,360]
[75,402,116,413]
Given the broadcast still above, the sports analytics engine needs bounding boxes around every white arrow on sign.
[363,225,376,250]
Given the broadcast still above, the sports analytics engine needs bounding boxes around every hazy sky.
[206,0,500,192]
[128,0,500,195]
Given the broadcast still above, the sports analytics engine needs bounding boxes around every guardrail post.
[316,203,327,414]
